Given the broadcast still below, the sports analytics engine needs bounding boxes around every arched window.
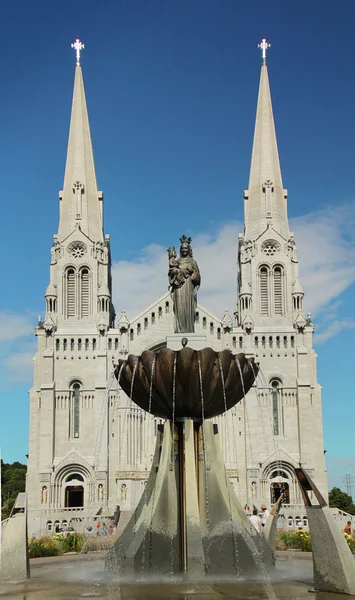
[144,318,148,330]
[137,323,141,336]
[271,379,281,436]
[46,520,53,531]
[80,268,90,317]
[130,328,134,341]
[70,338,74,351]
[210,322,214,334]
[239,336,243,349]
[114,338,119,350]
[78,338,82,350]
[151,312,155,325]
[217,327,221,340]
[56,339,60,351]
[273,266,283,315]
[66,268,76,318]
[63,338,67,351]
[202,317,207,329]
[158,307,162,318]
[259,266,269,315]
[85,338,89,351]
[196,311,199,323]
[71,382,81,438]
[108,338,112,350]
[165,301,169,314]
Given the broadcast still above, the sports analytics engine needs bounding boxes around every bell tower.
[236,40,328,508]
[27,40,116,535]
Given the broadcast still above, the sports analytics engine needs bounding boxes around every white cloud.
[291,205,355,315]
[314,319,355,344]
[1,349,35,385]
[0,311,34,344]
[112,205,355,342]
[112,221,242,320]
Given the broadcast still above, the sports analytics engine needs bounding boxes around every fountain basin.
[114,347,258,420]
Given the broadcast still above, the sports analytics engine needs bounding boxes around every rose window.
[261,240,280,256]
[68,242,86,258]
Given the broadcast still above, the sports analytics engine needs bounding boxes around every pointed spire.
[244,40,289,241]
[58,42,103,242]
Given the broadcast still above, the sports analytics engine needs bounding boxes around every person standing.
[96,522,101,537]
[344,520,352,535]
[259,503,270,527]
[249,509,263,534]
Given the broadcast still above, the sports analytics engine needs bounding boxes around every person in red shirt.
[344,520,352,535]
[96,522,101,537]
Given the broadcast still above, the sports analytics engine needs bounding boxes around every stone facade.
[26,58,327,536]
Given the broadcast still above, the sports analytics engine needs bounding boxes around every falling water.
[249,361,270,456]
[169,352,177,576]
[197,353,211,571]
[218,355,239,575]
[141,355,156,576]
[93,369,116,469]
[236,358,256,476]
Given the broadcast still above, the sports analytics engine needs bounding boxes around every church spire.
[58,39,104,242]
[244,39,289,241]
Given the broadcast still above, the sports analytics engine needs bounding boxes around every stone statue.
[41,486,48,504]
[98,484,103,501]
[168,236,200,334]
[121,483,127,501]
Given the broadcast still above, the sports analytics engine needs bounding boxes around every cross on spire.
[258,38,271,65]
[71,38,85,66]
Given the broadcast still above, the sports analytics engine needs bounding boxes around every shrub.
[343,532,355,553]
[28,536,61,558]
[53,532,84,553]
[276,529,312,552]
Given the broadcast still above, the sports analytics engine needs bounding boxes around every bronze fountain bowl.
[114,347,258,421]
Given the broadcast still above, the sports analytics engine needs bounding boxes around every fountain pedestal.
[107,418,273,576]
[166,333,207,351]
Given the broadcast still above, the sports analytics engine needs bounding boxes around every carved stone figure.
[98,484,103,501]
[168,236,200,333]
[121,483,127,501]
[41,486,48,504]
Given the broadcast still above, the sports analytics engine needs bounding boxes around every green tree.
[1,459,27,520]
[328,487,355,515]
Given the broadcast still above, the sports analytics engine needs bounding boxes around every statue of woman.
[168,236,200,333]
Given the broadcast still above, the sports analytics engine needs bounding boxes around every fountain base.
[107,419,274,576]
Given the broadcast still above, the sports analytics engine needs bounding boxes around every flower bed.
[276,529,355,553]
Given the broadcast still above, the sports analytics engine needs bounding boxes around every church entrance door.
[270,482,289,504]
[65,485,84,507]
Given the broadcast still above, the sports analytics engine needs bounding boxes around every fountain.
[106,238,275,578]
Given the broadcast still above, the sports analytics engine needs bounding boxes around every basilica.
[26,39,327,536]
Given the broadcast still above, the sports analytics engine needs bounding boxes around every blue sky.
[0,0,354,492]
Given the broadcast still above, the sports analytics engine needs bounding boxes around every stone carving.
[121,483,127,501]
[98,484,103,501]
[41,486,47,504]
[168,236,200,333]
[68,241,86,258]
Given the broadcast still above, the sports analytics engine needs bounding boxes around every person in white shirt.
[249,509,263,534]
[259,503,270,527]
